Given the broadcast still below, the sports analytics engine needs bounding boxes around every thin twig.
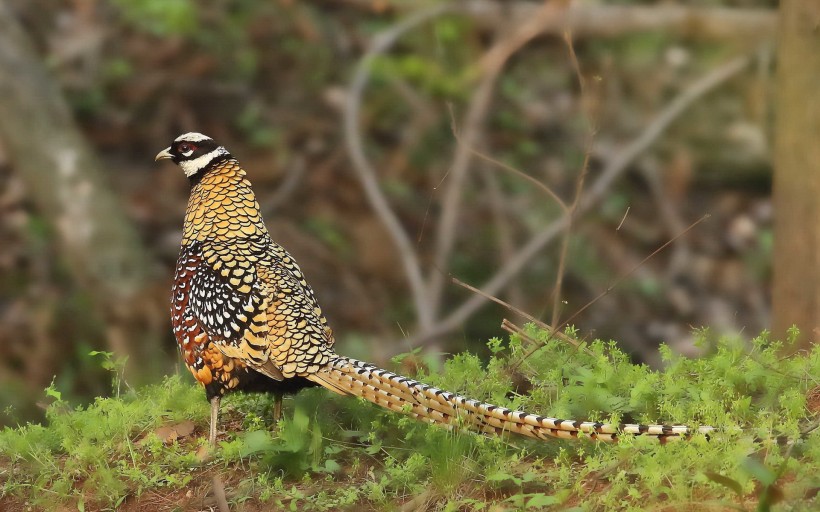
[616,206,630,230]
[501,318,592,355]
[549,30,596,327]
[501,318,539,346]
[462,143,568,212]
[565,214,709,332]
[451,276,546,329]
[510,214,711,369]
[428,1,568,319]
[451,277,593,355]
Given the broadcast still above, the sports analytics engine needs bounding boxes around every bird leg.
[273,391,283,425]
[209,396,221,446]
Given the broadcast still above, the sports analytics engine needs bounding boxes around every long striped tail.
[306,356,714,443]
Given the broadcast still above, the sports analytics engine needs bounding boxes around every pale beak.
[155,147,173,161]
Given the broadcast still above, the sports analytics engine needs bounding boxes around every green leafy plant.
[88,350,129,398]
[1,327,819,510]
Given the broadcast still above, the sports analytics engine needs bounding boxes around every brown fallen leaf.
[138,420,196,445]
[195,443,213,462]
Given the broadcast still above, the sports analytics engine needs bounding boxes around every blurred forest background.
[0,0,783,425]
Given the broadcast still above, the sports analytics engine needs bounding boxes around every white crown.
[174,132,213,143]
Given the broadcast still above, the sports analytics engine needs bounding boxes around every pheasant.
[156,132,713,446]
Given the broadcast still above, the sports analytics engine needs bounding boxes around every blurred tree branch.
[412,55,752,348]
[0,4,165,380]
[344,1,758,354]
[345,1,569,347]
[429,1,568,325]
[464,2,775,41]
[345,4,454,332]
[342,1,775,42]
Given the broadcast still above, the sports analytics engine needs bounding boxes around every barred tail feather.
[306,356,714,443]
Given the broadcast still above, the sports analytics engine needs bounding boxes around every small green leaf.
[705,472,743,496]
[526,493,560,507]
[322,459,341,473]
[742,458,777,487]
[239,430,276,457]
[45,379,62,401]
[487,471,521,485]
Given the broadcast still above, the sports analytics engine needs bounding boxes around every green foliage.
[371,54,473,99]
[236,104,282,148]
[110,0,198,36]
[2,328,819,510]
[0,375,206,509]
[369,15,476,100]
[88,350,129,398]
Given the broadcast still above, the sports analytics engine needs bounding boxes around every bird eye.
[179,142,196,154]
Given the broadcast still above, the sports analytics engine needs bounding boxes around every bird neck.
[181,159,268,245]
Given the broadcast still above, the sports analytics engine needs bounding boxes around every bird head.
[155,132,229,178]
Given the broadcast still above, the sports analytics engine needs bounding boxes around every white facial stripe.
[174,132,213,143]
[179,146,228,177]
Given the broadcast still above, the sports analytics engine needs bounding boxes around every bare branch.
[549,30,594,327]
[581,55,750,207]
[400,54,751,351]
[338,1,775,43]
[470,146,568,212]
[342,3,755,353]
[463,2,775,42]
[429,1,569,318]
[501,318,592,357]
[343,4,457,330]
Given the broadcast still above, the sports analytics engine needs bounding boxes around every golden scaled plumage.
[181,161,263,245]
[174,158,335,395]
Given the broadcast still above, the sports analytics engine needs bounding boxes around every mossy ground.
[2,326,819,511]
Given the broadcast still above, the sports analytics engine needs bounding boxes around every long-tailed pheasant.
[157,132,712,446]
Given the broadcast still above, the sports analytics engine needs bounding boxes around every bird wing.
[255,241,336,378]
[188,237,335,381]
[188,239,284,381]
